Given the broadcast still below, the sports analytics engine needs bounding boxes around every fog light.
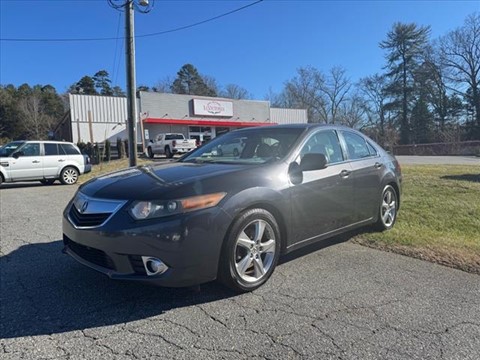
[141,257,168,276]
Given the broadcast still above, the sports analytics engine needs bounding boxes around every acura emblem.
[80,201,88,213]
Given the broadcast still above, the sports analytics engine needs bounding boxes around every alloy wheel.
[381,187,397,228]
[62,168,78,185]
[234,219,276,283]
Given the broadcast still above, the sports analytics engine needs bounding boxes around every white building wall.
[270,108,308,124]
[68,94,308,145]
[69,94,141,144]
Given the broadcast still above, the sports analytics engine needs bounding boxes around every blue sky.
[1,0,478,99]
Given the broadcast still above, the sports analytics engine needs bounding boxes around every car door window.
[298,130,344,164]
[44,143,59,156]
[342,132,371,160]
[366,142,378,156]
[19,143,40,157]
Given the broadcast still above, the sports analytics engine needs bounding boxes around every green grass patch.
[355,165,480,274]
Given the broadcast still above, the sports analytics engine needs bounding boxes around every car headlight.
[129,192,226,220]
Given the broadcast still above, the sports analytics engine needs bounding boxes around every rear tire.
[165,146,173,159]
[218,208,281,292]
[147,147,154,159]
[60,167,79,185]
[374,185,398,231]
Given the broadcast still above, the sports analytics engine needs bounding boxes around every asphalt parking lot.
[1,183,479,359]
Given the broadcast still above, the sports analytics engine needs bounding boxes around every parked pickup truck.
[147,133,197,159]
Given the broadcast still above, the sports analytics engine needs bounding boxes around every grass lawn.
[354,164,480,274]
[79,160,480,274]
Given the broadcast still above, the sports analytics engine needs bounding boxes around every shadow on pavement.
[0,182,55,190]
[0,231,356,339]
[0,240,235,339]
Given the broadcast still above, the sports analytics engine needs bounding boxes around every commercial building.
[55,92,308,149]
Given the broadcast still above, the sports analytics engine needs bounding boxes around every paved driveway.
[1,185,479,359]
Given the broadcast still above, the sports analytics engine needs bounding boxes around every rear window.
[165,134,185,140]
[59,143,80,155]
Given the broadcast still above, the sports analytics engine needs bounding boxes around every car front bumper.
[62,202,232,287]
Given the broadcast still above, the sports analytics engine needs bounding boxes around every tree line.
[1,12,478,145]
[268,13,480,146]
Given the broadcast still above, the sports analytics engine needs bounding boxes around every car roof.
[238,123,356,132]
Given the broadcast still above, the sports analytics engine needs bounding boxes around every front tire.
[375,185,398,231]
[165,146,173,159]
[218,208,281,292]
[60,167,79,185]
[147,147,154,159]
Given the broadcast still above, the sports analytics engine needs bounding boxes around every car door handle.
[58,159,65,162]
[32,160,41,164]
[340,169,351,178]
[374,162,383,169]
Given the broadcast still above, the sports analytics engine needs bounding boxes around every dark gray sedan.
[63,124,402,292]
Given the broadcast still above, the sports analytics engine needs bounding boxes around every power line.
[0,0,263,42]
[111,12,122,87]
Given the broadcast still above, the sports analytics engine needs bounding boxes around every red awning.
[143,118,276,127]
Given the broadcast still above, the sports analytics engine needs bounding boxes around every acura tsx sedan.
[63,124,402,292]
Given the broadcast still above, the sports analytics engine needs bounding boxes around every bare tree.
[319,66,352,124]
[220,84,251,100]
[440,12,480,130]
[152,76,174,93]
[337,93,367,129]
[18,94,54,139]
[282,66,327,123]
[359,74,389,138]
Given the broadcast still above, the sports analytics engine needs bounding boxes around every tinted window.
[165,134,185,140]
[44,143,59,156]
[298,130,344,164]
[19,143,40,157]
[59,144,80,155]
[343,132,371,160]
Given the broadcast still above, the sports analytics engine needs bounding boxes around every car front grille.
[69,205,111,227]
[64,235,115,270]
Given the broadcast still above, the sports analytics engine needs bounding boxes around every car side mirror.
[12,151,23,159]
[300,153,327,171]
[288,162,303,185]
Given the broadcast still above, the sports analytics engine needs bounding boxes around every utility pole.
[108,0,153,167]
[125,0,137,166]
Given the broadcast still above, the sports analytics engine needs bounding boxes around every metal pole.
[125,0,138,166]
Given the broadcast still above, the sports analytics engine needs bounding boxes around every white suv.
[0,140,91,186]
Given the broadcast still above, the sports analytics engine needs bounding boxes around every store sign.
[193,99,233,117]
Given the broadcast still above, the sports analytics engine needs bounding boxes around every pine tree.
[380,22,430,144]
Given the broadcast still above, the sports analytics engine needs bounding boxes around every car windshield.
[181,127,305,164]
[0,141,25,157]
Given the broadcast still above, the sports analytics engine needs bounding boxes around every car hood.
[78,161,254,200]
